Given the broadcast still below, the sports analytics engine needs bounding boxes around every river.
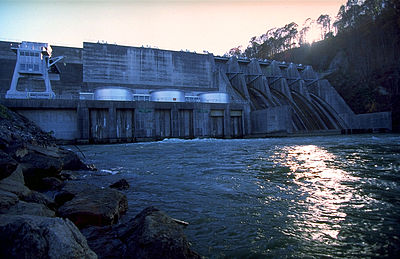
[75,134,400,258]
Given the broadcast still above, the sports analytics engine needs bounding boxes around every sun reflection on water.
[274,145,360,242]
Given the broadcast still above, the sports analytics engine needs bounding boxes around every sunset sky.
[0,0,346,55]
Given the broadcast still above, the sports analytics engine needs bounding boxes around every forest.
[227,0,400,132]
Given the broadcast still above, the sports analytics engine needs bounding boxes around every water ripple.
[75,134,400,258]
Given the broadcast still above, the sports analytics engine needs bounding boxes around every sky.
[0,0,346,55]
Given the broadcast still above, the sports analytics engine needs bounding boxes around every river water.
[76,134,400,258]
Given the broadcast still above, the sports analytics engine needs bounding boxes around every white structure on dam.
[5,41,63,99]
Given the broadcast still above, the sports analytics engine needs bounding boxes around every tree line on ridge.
[226,0,400,131]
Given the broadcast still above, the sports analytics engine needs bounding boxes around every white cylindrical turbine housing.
[150,90,185,102]
[199,92,229,103]
[94,87,133,101]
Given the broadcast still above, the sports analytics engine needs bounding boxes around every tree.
[227,46,243,57]
[317,14,332,39]
[298,18,313,45]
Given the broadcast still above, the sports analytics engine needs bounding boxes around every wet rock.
[0,189,19,210]
[41,177,63,191]
[0,104,56,149]
[81,225,126,258]
[1,200,55,217]
[0,214,97,259]
[0,166,55,216]
[82,206,200,259]
[26,143,61,158]
[22,190,56,210]
[55,182,97,204]
[0,150,18,180]
[60,170,79,180]
[59,148,93,171]
[19,150,63,190]
[54,191,75,207]
[0,165,31,198]
[109,179,130,190]
[57,182,128,228]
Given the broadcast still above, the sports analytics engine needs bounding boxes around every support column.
[108,105,117,142]
[171,104,179,137]
[243,103,252,136]
[193,104,199,137]
[224,104,231,138]
[77,102,90,143]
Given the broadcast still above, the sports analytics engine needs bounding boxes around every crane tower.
[6,41,63,99]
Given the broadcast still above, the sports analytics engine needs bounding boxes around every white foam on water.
[100,169,119,175]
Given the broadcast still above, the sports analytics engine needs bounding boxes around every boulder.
[57,182,128,228]
[0,150,18,180]
[1,200,55,217]
[60,170,79,181]
[82,206,200,259]
[0,189,19,210]
[54,182,98,205]
[41,177,64,191]
[0,165,55,216]
[0,105,56,149]
[109,179,130,190]
[22,190,56,210]
[0,165,31,198]
[0,214,97,259]
[81,225,126,258]
[59,148,92,171]
[19,149,63,190]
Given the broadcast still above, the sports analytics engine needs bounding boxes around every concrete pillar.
[171,104,179,137]
[108,105,117,141]
[133,108,139,139]
[193,104,199,137]
[244,104,252,136]
[77,102,90,143]
[224,104,231,138]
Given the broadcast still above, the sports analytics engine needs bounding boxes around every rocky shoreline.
[0,104,200,258]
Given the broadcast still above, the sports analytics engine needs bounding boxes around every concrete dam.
[0,41,392,143]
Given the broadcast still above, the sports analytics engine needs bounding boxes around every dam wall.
[83,43,215,91]
[0,40,393,140]
[250,106,292,134]
[1,99,248,143]
[355,112,392,132]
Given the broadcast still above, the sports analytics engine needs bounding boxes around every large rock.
[82,206,200,259]
[0,165,31,198]
[0,214,97,259]
[109,178,130,190]
[0,165,55,216]
[41,177,64,191]
[59,148,92,171]
[19,148,63,190]
[0,150,18,180]
[0,189,19,210]
[57,182,128,228]
[22,190,56,210]
[1,200,55,217]
[0,104,55,149]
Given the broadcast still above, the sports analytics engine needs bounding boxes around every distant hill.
[228,0,400,132]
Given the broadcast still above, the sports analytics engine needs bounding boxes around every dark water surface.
[76,134,400,258]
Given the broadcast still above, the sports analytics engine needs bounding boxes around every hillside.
[228,0,400,132]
